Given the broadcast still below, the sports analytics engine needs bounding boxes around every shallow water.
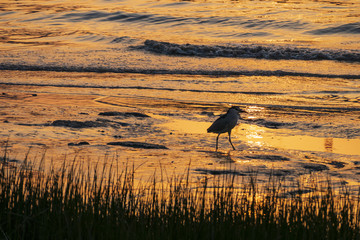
[0,0,359,193]
[1,71,359,194]
[1,0,360,76]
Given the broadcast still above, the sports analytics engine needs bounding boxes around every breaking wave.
[137,40,360,62]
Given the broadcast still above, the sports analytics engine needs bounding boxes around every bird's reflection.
[209,150,235,163]
[325,138,333,153]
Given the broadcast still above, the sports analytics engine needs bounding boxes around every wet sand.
[1,71,360,195]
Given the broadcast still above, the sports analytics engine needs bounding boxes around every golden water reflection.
[161,118,360,156]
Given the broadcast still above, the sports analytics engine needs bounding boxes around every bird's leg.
[228,131,235,150]
[216,133,220,151]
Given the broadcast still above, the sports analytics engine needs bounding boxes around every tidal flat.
[1,71,360,195]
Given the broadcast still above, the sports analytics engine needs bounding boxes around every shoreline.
[1,72,360,194]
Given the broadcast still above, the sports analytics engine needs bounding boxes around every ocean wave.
[57,10,307,31]
[307,22,360,35]
[0,63,359,80]
[136,40,360,62]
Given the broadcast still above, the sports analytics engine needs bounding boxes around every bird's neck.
[227,109,240,119]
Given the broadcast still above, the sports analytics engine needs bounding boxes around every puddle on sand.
[160,118,360,156]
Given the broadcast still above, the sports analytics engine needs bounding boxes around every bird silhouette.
[207,106,245,151]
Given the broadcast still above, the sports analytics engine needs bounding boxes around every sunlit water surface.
[0,0,360,193]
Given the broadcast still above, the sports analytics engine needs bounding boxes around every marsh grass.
[0,150,360,240]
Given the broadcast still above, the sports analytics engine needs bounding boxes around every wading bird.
[207,106,245,151]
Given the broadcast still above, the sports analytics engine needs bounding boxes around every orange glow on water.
[1,0,359,195]
[161,118,360,156]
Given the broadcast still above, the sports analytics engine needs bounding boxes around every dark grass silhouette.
[1,147,359,240]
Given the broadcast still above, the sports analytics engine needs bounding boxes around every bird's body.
[207,106,244,151]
